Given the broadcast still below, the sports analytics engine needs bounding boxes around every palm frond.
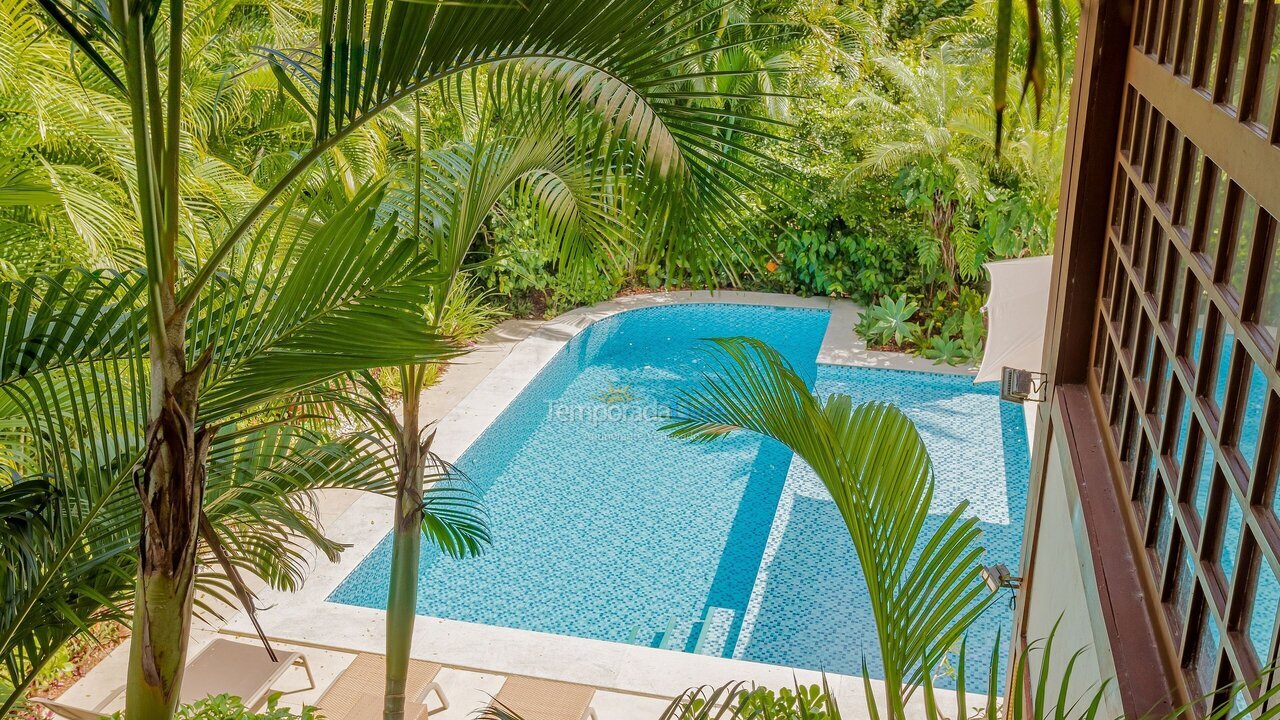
[200,422,400,591]
[217,0,798,293]
[0,272,147,713]
[342,370,490,560]
[191,181,462,423]
[665,338,993,710]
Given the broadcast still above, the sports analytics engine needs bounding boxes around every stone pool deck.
[57,290,1010,720]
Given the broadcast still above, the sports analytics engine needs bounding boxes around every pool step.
[658,617,682,650]
[690,607,735,656]
[629,618,685,649]
[632,607,735,657]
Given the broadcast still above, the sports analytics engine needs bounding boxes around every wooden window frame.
[1018,0,1280,714]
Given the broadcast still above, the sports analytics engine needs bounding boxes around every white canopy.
[975,255,1054,383]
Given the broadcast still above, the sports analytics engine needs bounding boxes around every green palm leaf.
[0,272,147,713]
[24,0,799,713]
[0,192,476,709]
[664,338,994,713]
[191,181,462,422]
[340,371,491,561]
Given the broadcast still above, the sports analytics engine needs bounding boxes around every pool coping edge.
[225,291,985,714]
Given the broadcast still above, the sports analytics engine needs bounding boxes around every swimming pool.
[329,303,1030,687]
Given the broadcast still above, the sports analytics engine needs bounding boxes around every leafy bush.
[921,336,968,366]
[912,287,985,362]
[774,227,916,303]
[472,205,622,318]
[736,684,835,720]
[853,285,986,365]
[107,695,319,720]
[660,681,837,720]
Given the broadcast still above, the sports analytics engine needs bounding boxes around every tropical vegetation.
[651,338,1275,720]
[454,332,1280,718]
[107,695,321,720]
[0,0,1081,716]
[0,0,1076,352]
[665,337,991,713]
[0,0,798,717]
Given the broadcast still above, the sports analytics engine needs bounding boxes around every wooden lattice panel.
[1090,0,1280,711]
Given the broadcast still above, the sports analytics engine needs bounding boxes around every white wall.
[1019,433,1125,717]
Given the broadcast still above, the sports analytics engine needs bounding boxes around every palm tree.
[849,49,989,288]
[0,181,475,716]
[663,338,993,718]
[990,0,1074,152]
[27,1,787,717]
[0,0,415,276]
[0,0,274,273]
[642,629,1116,720]
[346,78,763,716]
[942,0,1077,260]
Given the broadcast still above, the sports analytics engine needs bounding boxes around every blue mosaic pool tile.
[733,366,1029,691]
[328,304,1031,690]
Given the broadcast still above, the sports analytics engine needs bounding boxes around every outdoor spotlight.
[1000,367,1048,404]
[981,563,1023,593]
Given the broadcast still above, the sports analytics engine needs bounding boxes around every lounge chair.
[488,675,598,720]
[335,692,430,720]
[315,653,447,720]
[32,638,314,720]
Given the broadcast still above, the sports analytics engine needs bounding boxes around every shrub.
[856,294,920,348]
[107,695,319,720]
[911,287,985,363]
[472,205,623,317]
[665,682,837,720]
[774,228,915,303]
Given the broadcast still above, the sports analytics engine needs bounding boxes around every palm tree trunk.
[384,366,427,720]
[127,367,211,720]
[127,286,208,720]
[113,0,208,713]
[930,191,959,293]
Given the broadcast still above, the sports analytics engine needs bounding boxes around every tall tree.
[30,1,789,717]
[347,79,773,717]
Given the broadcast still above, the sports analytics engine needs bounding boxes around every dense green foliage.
[456,0,1078,360]
[0,0,1076,714]
[0,0,796,715]
[1,0,1075,351]
[107,695,322,720]
[738,0,1075,361]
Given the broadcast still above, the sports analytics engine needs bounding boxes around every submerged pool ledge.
[225,290,995,713]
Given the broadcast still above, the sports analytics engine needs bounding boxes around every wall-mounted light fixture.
[981,563,1023,593]
[1000,367,1048,404]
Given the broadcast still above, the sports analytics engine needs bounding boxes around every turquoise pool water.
[329,304,1030,687]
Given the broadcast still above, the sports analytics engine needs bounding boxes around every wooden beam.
[1041,0,1136,387]
[1020,0,1192,714]
[1057,386,1183,717]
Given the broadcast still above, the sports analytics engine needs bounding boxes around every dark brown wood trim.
[1042,0,1136,386]
[1025,0,1280,709]
[1056,384,1183,717]
[1126,50,1280,222]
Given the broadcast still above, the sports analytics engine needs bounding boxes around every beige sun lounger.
[315,653,447,720]
[489,675,598,720]
[337,692,430,720]
[32,638,314,720]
